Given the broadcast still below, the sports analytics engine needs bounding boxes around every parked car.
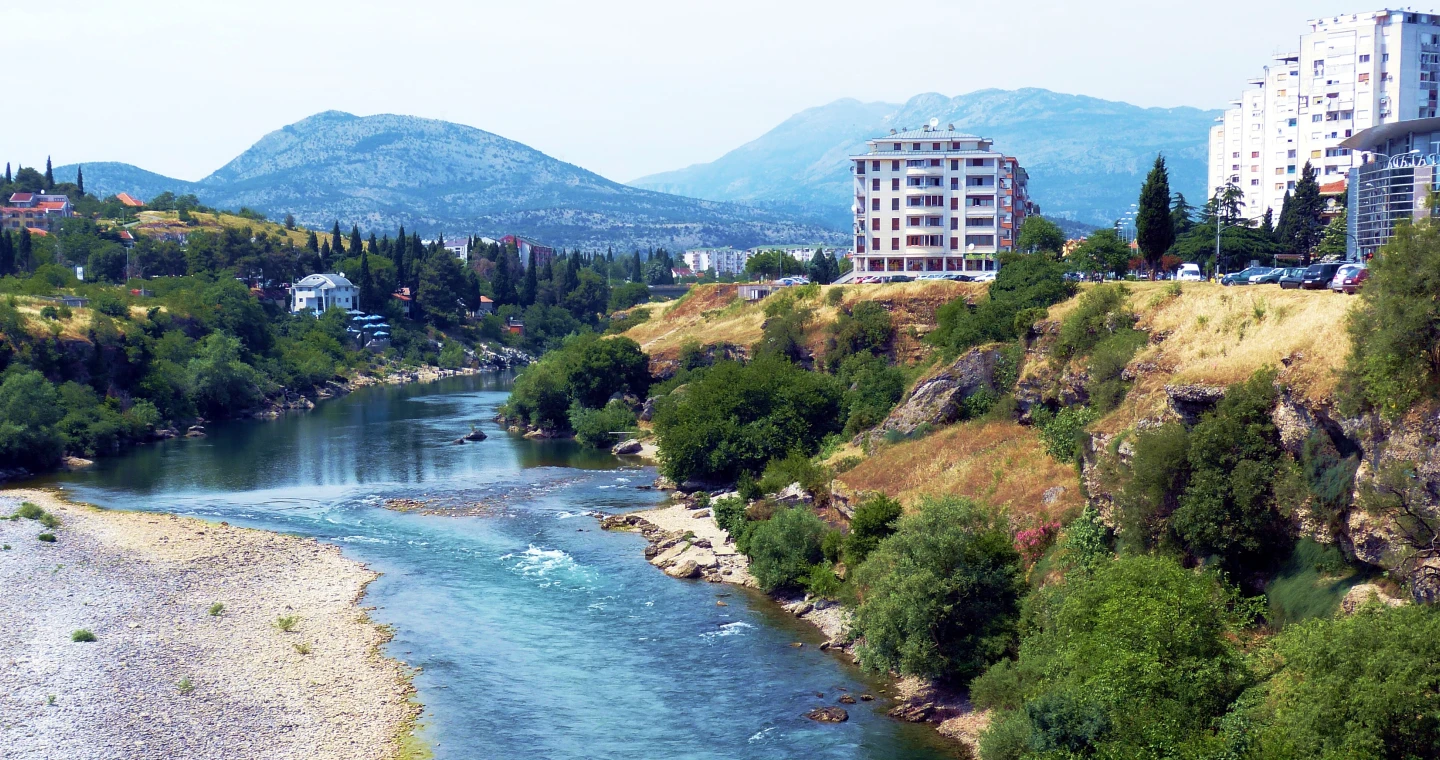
[1331,264,1368,294]
[1176,263,1204,282]
[1278,268,1306,289]
[945,273,975,282]
[1300,262,1344,289]
[875,274,913,283]
[1251,268,1289,285]
[1220,266,1271,286]
[970,271,997,283]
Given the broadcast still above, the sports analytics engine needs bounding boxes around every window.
[906,159,926,167]
[927,216,942,227]
[1288,149,1297,158]
[1288,165,1296,174]
[930,159,941,167]
[871,218,880,231]
[891,198,900,211]
[1288,118,1297,126]
[1251,165,1259,172]
[951,237,959,250]
[1275,168,1284,175]
[891,238,899,251]
[892,178,900,191]
[871,198,880,211]
[966,217,993,226]
[1277,89,1287,97]
[871,160,880,171]
[1359,72,1371,83]
[1251,179,1260,186]
[965,235,995,247]
[1251,151,1260,158]
[951,218,959,230]
[908,216,921,227]
[872,237,880,251]
[893,143,901,151]
[1232,152,1240,158]
[951,142,960,150]
[912,143,922,150]
[1312,150,1322,158]
[1360,54,1371,62]
[891,218,900,231]
[950,159,959,170]
[932,143,941,150]
[871,178,880,191]
[951,197,959,210]
[856,161,866,174]
[891,160,900,171]
[950,177,959,190]
[1313,114,1323,122]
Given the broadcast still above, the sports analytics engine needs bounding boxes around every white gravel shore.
[0,489,418,760]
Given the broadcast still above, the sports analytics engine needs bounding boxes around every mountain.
[631,88,1221,229]
[56,111,842,250]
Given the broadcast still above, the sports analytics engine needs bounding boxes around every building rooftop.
[116,193,144,207]
[877,128,983,141]
[295,273,355,289]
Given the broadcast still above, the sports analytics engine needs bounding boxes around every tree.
[1135,155,1176,278]
[3,163,10,184]
[1069,228,1131,280]
[44,156,54,190]
[974,556,1255,759]
[1281,162,1324,265]
[393,225,407,288]
[348,225,362,259]
[1170,193,1196,236]
[520,247,537,306]
[747,507,830,591]
[745,249,802,279]
[75,165,84,196]
[187,333,263,418]
[0,232,14,277]
[1017,216,1066,256]
[417,248,466,325]
[629,251,643,282]
[1260,207,1275,239]
[358,250,375,310]
[851,496,1024,683]
[0,369,65,470]
[1315,210,1347,259]
[17,228,32,272]
[284,213,296,230]
[330,221,344,258]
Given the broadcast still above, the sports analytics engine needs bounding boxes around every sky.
[3,0,1376,183]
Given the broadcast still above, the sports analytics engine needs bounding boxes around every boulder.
[866,347,1000,440]
[1340,583,1407,614]
[692,509,711,519]
[611,439,643,456]
[185,425,206,438]
[805,707,849,723]
[773,482,813,505]
[664,559,700,579]
[462,428,487,442]
[1164,384,1227,424]
[838,695,857,705]
[638,397,656,422]
[889,702,936,722]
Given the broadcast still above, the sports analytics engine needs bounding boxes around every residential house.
[291,273,359,313]
[3,192,73,231]
[115,193,145,207]
[500,234,555,270]
[474,295,494,315]
[392,288,414,318]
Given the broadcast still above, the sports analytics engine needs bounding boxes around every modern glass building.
[1341,115,1440,259]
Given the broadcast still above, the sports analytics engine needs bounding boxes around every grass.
[39,512,60,529]
[1265,539,1372,627]
[37,533,56,543]
[15,502,44,520]
[2,544,10,550]
[274,614,300,632]
[293,641,312,655]
[70,629,96,642]
[46,695,56,706]
[837,420,1082,524]
[208,602,225,617]
[177,677,195,695]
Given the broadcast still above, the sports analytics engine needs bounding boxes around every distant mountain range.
[57,111,843,250]
[631,88,1221,230]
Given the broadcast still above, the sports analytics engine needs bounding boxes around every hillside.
[56,112,842,250]
[631,88,1219,229]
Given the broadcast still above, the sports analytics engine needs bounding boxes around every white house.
[291,273,359,313]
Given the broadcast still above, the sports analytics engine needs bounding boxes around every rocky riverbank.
[0,489,419,760]
[598,491,986,751]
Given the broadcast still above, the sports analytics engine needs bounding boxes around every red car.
[1339,265,1369,294]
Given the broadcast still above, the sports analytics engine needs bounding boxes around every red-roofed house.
[3,192,73,231]
[115,193,144,207]
[1319,179,1347,221]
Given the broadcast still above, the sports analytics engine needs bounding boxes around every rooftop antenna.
[929,117,940,129]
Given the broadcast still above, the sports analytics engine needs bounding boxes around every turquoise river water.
[37,373,961,760]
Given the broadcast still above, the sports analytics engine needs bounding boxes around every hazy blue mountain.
[631,88,1220,229]
[57,112,841,250]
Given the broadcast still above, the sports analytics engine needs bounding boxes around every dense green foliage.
[851,496,1024,683]
[569,400,637,448]
[746,507,829,592]
[652,356,843,483]
[836,353,906,438]
[841,493,902,566]
[1135,155,1176,275]
[976,556,1257,760]
[1340,220,1440,418]
[501,333,649,434]
[1016,217,1067,256]
[929,253,1075,354]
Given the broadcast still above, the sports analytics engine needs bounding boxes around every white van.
[1176,263,1203,282]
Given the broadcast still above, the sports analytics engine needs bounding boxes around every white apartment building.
[291,273,359,314]
[1210,9,1440,222]
[743,245,842,264]
[682,247,751,275]
[850,126,1035,274]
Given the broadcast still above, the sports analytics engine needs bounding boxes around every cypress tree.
[4,163,10,184]
[520,248,537,306]
[331,222,344,256]
[493,250,516,306]
[18,228,32,272]
[1289,162,1324,265]
[1274,191,1295,256]
[394,225,407,288]
[368,232,378,254]
[349,225,363,258]
[43,157,53,190]
[359,250,374,310]
[306,230,319,253]
[320,239,332,268]
[1135,154,1176,279]
[0,231,13,277]
[630,251,642,282]
[1261,208,1275,239]
[76,166,84,196]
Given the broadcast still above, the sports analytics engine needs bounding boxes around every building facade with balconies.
[849,127,1034,274]
[1209,9,1440,222]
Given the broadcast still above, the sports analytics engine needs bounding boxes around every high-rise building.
[849,126,1035,275]
[1209,9,1440,222]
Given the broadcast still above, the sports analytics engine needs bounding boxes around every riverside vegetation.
[499,225,1440,757]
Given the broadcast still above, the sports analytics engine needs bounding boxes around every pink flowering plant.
[1015,521,1062,564]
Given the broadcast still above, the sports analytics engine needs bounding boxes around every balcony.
[906,165,944,176]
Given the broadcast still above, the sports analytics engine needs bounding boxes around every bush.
[825,286,845,306]
[837,353,905,437]
[38,512,59,529]
[91,292,129,318]
[569,400,637,448]
[802,560,844,599]
[15,502,44,520]
[1248,603,1440,757]
[1033,405,1098,463]
[1084,328,1148,413]
[842,493,902,566]
[746,507,829,591]
[1115,423,1191,551]
[975,555,1257,758]
[503,332,650,431]
[274,615,299,632]
[607,281,650,313]
[208,602,225,617]
[37,533,56,542]
[1340,221,1440,418]
[71,629,96,642]
[929,254,1074,354]
[1052,284,1134,363]
[653,356,844,483]
[851,496,1023,682]
[39,305,59,320]
[825,301,893,371]
[757,451,831,499]
[713,496,748,537]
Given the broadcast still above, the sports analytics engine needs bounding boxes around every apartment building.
[1209,9,1440,222]
[2,192,74,231]
[849,126,1035,275]
[499,234,555,270]
[682,246,750,275]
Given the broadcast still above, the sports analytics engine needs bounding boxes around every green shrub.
[1053,284,1134,362]
[569,400,637,448]
[977,709,1033,760]
[825,286,845,306]
[274,615,299,632]
[40,305,59,320]
[712,496,748,537]
[91,292,129,318]
[832,455,863,474]
[1299,430,1358,526]
[39,512,59,529]
[1115,422,1191,552]
[503,332,650,431]
[837,353,905,437]
[1264,539,1366,627]
[1247,603,1440,757]
[842,493,902,566]
[820,529,844,563]
[929,254,1074,354]
[745,507,829,592]
[1084,328,1148,413]
[177,676,195,694]
[802,560,844,599]
[752,306,812,363]
[208,602,225,617]
[1033,406,1098,463]
[37,533,56,543]
[736,470,763,502]
[653,356,843,483]
[71,629,96,642]
[757,451,831,499]
[16,502,44,520]
[851,496,1023,682]
[825,301,893,371]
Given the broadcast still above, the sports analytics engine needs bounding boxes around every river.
[36,373,961,760]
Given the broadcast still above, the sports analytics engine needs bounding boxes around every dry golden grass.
[621,280,980,362]
[836,421,1082,526]
[132,210,315,248]
[9,296,102,340]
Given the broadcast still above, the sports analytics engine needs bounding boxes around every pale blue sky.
[2,0,1372,182]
